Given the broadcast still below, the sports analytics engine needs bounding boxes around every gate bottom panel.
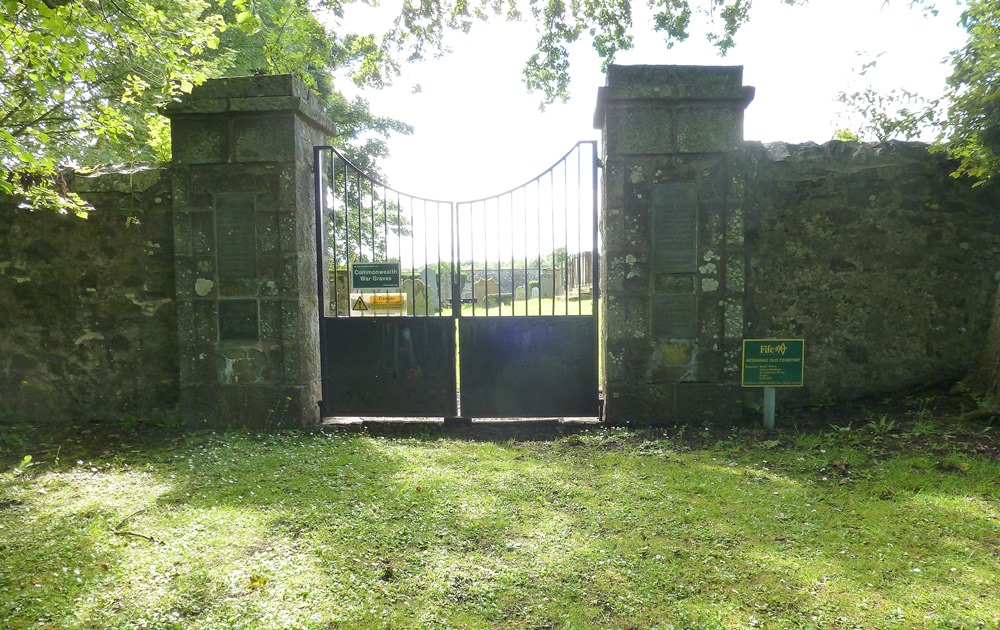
[322,317,457,417]
[459,316,599,418]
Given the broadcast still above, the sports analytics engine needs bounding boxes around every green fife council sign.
[742,339,805,387]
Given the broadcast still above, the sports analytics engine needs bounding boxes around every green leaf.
[248,573,268,589]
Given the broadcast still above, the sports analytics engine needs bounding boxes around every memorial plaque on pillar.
[652,184,698,273]
[216,194,257,279]
[651,294,697,339]
[219,299,260,341]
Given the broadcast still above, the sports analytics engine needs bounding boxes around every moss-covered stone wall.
[4,69,1000,428]
[744,140,1000,404]
[596,65,1000,423]
[0,168,177,424]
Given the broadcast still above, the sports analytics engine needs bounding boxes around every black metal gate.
[314,143,599,418]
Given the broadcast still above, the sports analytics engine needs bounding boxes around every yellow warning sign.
[369,294,405,309]
[349,293,406,315]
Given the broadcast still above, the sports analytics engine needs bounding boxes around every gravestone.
[473,277,500,303]
[539,269,554,298]
[402,278,427,315]
[539,268,566,298]
[419,267,440,312]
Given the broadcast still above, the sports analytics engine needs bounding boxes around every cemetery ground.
[1,389,998,629]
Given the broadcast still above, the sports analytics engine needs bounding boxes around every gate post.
[594,65,755,425]
[164,75,335,427]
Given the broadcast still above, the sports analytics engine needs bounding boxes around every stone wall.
[163,75,333,427]
[1,74,332,430]
[595,65,1000,425]
[4,68,999,428]
[0,168,177,424]
[595,65,754,424]
[744,140,1000,404]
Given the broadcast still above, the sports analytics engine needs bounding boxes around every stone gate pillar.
[164,75,334,427]
[594,65,755,425]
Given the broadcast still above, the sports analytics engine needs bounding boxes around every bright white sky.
[339,0,968,200]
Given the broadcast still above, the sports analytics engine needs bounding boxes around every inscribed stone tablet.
[652,184,698,273]
[219,299,260,341]
[651,294,697,339]
[216,194,257,280]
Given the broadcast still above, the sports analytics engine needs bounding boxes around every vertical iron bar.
[313,146,328,416]
[563,149,570,315]
[535,179,541,314]
[396,192,403,288]
[355,170,363,263]
[481,202,487,315]
[343,158,352,317]
[370,180,376,264]
[576,145,584,316]
[423,200,429,316]
[591,141,600,317]
[496,197,503,316]
[471,203,478,316]
[436,202,443,317]
[410,197,416,311]
[452,202,461,317]
[522,186,528,317]
[328,151,338,317]
[550,168,555,316]
[509,193,514,316]
[382,185,389,262]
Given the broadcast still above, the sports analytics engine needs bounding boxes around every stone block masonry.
[595,65,756,424]
[595,65,1000,425]
[3,69,999,429]
[163,75,335,428]
[0,168,178,424]
[743,140,1000,405]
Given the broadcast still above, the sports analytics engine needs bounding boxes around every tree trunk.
[964,284,1000,405]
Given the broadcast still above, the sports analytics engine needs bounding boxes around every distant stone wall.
[744,140,1000,404]
[0,168,177,424]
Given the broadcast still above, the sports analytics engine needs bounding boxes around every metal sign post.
[742,339,805,430]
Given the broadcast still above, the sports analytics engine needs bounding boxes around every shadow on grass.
[1,390,998,628]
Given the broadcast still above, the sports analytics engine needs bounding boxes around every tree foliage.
[836,1,1000,184]
[1,0,224,202]
[2,0,807,178]
[0,0,413,198]
[942,0,1000,181]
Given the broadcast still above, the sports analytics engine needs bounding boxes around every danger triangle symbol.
[352,296,369,311]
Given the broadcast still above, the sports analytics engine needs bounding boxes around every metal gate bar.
[315,146,457,417]
[455,142,599,416]
[315,142,600,418]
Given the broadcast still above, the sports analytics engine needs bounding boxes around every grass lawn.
[1,392,998,629]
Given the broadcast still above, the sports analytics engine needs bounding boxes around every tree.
[836,1,998,183]
[939,0,1000,182]
[1,0,225,199]
[2,0,806,182]
[941,1,1000,404]
[852,1,1000,405]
